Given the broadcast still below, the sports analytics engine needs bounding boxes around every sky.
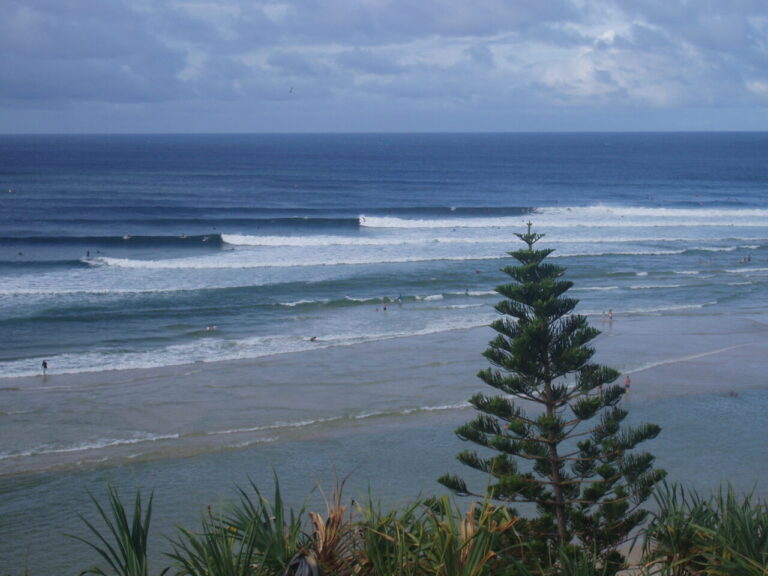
[1,0,768,133]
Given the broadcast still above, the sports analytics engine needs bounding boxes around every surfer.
[310,336,317,342]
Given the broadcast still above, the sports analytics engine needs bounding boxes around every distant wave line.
[359,206,768,229]
[0,317,491,380]
[89,248,690,270]
[628,284,685,290]
[225,233,767,248]
[0,234,224,247]
[0,298,728,380]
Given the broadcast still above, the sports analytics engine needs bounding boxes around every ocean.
[1,132,768,574]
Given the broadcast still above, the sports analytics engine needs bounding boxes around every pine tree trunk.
[546,380,568,545]
[549,441,567,545]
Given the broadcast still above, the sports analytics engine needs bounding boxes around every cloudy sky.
[2,0,768,133]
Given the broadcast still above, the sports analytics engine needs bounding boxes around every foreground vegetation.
[8,478,763,576]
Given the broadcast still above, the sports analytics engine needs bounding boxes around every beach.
[2,310,768,574]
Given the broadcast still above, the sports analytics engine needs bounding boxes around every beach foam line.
[278,291,495,309]
[208,402,473,437]
[207,416,346,436]
[625,342,754,375]
[582,301,715,317]
[693,246,738,252]
[625,302,715,314]
[417,294,444,301]
[725,266,768,274]
[280,298,330,307]
[628,284,684,290]
[573,286,620,293]
[0,316,494,380]
[0,432,180,461]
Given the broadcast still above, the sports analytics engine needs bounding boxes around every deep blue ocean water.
[2,133,767,378]
[2,133,768,574]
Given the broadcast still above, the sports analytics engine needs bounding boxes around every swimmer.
[310,336,317,342]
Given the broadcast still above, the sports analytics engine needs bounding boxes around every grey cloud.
[465,44,494,68]
[267,51,329,77]
[277,0,578,43]
[0,1,189,103]
[335,49,403,75]
[2,0,768,131]
[613,1,768,59]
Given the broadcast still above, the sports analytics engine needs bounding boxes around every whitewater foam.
[0,432,180,461]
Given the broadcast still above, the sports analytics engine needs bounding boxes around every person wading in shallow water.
[41,360,48,376]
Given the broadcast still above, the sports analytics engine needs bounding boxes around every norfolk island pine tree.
[439,224,666,573]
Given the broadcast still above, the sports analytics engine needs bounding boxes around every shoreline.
[3,310,768,478]
[2,312,767,575]
[5,307,767,394]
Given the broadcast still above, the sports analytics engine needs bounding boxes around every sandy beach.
[2,310,768,476]
[2,310,768,574]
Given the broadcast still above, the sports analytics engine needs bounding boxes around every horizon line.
[2,129,768,137]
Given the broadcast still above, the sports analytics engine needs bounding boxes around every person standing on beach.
[625,375,631,391]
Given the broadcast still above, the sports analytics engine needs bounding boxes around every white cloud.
[746,80,768,97]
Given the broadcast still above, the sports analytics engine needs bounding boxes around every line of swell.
[0,259,92,270]
[0,234,224,247]
[38,216,362,229]
[359,205,768,228]
[90,248,692,270]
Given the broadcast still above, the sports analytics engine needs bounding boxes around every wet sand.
[2,311,768,476]
[2,311,768,575]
